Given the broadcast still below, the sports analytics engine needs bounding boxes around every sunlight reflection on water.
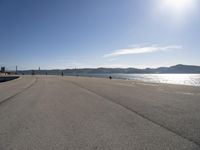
[69,73,200,86]
[117,74,200,86]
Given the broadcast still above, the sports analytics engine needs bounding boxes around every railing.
[0,76,19,83]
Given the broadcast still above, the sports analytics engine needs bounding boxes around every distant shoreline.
[8,64,200,74]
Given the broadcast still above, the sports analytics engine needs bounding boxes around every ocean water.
[69,74,200,86]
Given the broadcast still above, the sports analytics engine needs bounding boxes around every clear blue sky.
[0,0,200,70]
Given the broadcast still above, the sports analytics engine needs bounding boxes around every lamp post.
[15,66,18,75]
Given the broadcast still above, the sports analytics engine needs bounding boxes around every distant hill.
[15,64,200,75]
[146,64,200,73]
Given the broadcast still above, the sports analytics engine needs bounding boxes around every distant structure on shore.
[1,67,5,73]
[0,67,10,75]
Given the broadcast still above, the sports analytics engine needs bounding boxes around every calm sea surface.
[68,74,200,86]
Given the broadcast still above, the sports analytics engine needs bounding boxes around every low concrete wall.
[0,76,19,83]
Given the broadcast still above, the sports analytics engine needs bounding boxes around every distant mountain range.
[15,64,200,75]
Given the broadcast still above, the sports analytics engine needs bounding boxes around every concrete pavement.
[0,75,200,150]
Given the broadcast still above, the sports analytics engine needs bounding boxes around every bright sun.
[156,0,198,23]
[160,0,197,15]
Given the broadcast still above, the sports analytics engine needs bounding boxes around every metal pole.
[16,66,18,75]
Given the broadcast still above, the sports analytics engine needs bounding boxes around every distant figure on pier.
[109,76,112,80]
[32,70,35,75]
[45,72,47,75]
[61,72,64,76]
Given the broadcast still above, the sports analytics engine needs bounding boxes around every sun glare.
[155,0,198,25]
[160,0,197,15]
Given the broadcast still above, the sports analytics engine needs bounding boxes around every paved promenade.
[0,75,200,150]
